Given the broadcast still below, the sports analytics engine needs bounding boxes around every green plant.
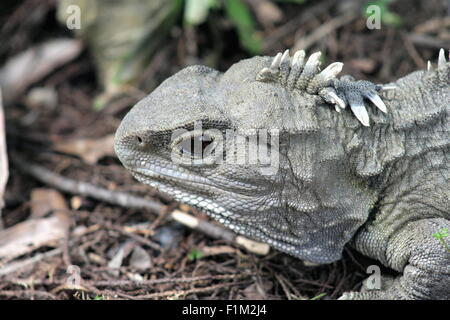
[184,0,261,54]
[187,248,204,261]
[432,228,450,252]
[363,0,402,27]
[184,0,307,54]
[310,293,327,300]
[184,0,220,25]
[223,0,262,54]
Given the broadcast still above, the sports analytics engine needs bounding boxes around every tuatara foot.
[256,49,395,127]
[342,218,450,300]
[328,75,392,127]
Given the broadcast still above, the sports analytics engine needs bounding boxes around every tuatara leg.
[340,218,450,299]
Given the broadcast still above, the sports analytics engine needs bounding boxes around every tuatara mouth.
[130,170,239,220]
[129,163,261,195]
[131,170,311,261]
[131,166,215,189]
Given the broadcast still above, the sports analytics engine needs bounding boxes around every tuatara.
[115,48,449,299]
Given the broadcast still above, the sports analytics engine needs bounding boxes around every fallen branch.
[13,153,164,212]
[172,210,269,255]
[7,272,251,289]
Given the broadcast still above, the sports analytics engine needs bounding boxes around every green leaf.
[381,11,402,27]
[310,293,327,300]
[224,0,262,54]
[433,228,449,240]
[187,248,204,261]
[433,232,443,240]
[184,0,219,25]
[363,0,402,28]
[440,228,449,237]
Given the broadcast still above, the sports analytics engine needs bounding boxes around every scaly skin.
[115,49,449,299]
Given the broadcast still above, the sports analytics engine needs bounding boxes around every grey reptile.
[115,48,450,299]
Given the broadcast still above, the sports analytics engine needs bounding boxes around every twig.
[413,17,450,34]
[409,34,450,49]
[401,33,426,69]
[171,210,235,242]
[171,210,270,255]
[0,248,62,277]
[343,247,367,272]
[293,13,358,52]
[103,223,162,251]
[275,273,306,300]
[92,273,249,288]
[13,153,164,212]
[275,273,294,300]
[133,281,251,299]
[263,0,335,52]
[7,273,250,289]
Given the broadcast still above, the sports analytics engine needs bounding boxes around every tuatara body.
[115,49,450,299]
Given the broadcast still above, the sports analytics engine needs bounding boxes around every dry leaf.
[107,241,135,276]
[0,213,71,260]
[129,245,152,270]
[0,38,82,103]
[54,134,115,164]
[242,280,273,300]
[30,188,68,219]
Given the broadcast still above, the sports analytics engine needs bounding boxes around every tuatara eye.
[179,133,213,158]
